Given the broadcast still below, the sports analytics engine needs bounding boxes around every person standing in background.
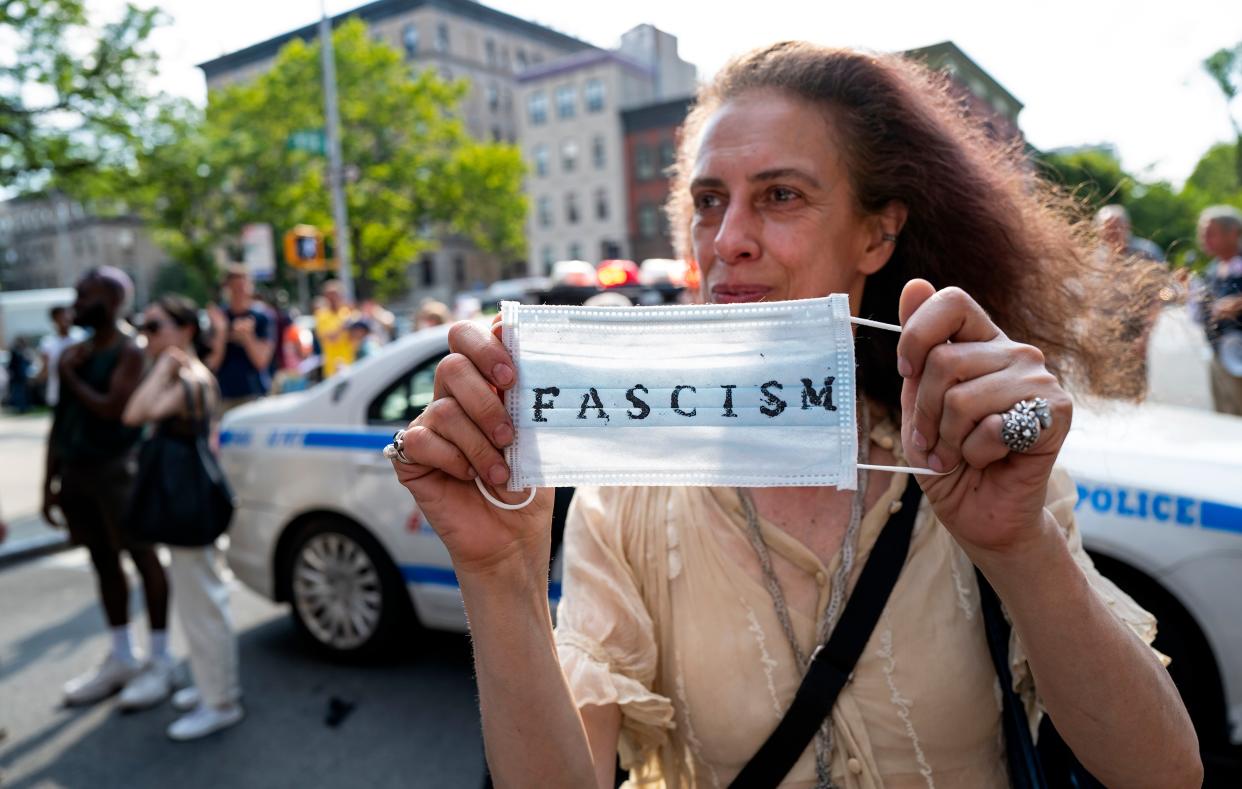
[37,306,87,408]
[205,265,274,411]
[123,294,245,740]
[5,338,32,413]
[1195,205,1242,415]
[313,279,356,377]
[1094,204,1166,264]
[44,267,172,707]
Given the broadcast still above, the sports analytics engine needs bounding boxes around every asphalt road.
[0,547,486,789]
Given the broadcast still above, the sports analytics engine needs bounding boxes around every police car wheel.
[286,519,409,656]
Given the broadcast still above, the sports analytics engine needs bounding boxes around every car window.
[367,352,447,426]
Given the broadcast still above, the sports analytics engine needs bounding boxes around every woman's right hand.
[390,320,554,581]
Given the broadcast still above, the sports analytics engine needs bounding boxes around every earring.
[882,233,898,242]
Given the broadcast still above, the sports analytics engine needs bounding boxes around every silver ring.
[1000,397,1051,453]
[384,429,414,464]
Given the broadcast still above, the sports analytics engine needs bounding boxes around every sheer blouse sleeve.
[554,486,676,769]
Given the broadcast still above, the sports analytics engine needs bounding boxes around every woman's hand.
[390,319,554,580]
[896,279,1072,557]
[157,347,190,381]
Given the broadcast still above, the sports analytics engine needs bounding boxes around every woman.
[391,44,1200,787]
[123,295,244,741]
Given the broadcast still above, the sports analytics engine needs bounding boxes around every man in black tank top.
[43,268,172,707]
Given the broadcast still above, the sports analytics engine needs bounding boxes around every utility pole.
[319,2,354,303]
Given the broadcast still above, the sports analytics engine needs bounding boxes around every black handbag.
[127,378,235,547]
[977,569,1106,789]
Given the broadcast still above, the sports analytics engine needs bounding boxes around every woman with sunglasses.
[123,294,244,741]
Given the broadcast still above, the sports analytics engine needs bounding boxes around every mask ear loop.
[849,316,957,477]
[477,307,540,511]
[475,476,538,510]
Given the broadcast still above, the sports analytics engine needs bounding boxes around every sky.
[89,0,1241,187]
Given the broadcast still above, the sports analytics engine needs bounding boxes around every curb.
[0,532,71,569]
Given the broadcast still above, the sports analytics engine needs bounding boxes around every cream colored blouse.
[553,420,1162,788]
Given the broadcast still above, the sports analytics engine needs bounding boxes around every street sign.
[286,128,326,156]
[241,223,276,282]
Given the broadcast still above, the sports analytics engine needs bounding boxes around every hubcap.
[292,532,383,650]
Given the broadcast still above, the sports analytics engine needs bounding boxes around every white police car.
[219,312,1242,760]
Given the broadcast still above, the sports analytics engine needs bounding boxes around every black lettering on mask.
[577,387,609,421]
[626,385,651,420]
[720,384,738,418]
[800,377,837,411]
[532,386,560,422]
[671,385,697,417]
[760,380,786,417]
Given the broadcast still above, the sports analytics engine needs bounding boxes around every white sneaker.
[171,686,201,712]
[167,704,244,741]
[118,657,175,711]
[63,655,141,706]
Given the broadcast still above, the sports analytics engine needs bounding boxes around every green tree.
[1036,148,1132,209]
[135,18,527,301]
[1203,43,1242,187]
[1,0,162,192]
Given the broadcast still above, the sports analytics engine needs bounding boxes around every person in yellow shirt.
[314,280,356,377]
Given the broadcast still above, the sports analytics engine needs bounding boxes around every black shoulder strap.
[730,475,924,789]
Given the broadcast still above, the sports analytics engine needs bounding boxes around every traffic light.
[283,225,328,271]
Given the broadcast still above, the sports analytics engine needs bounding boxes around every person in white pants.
[122,294,244,740]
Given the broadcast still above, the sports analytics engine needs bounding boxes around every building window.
[537,196,552,228]
[560,139,578,173]
[659,139,676,169]
[585,79,605,112]
[435,22,449,52]
[595,188,608,221]
[485,38,497,67]
[402,24,419,58]
[555,84,576,119]
[487,83,499,112]
[639,204,659,238]
[591,135,605,170]
[516,49,528,72]
[491,126,502,141]
[541,245,554,268]
[533,144,548,177]
[636,145,656,180]
[420,254,436,286]
[565,192,579,225]
[567,241,582,261]
[528,92,547,125]
[454,255,467,287]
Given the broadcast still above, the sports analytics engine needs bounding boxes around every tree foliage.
[1203,42,1242,187]
[0,0,162,192]
[130,18,526,301]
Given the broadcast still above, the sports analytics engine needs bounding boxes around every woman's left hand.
[896,279,1072,557]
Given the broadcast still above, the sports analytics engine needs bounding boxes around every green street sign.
[286,128,326,155]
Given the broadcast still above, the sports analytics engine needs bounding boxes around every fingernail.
[928,452,944,472]
[912,428,927,451]
[493,363,514,386]
[489,464,509,485]
[897,356,913,377]
[493,423,513,446]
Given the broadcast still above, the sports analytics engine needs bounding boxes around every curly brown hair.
[668,42,1162,410]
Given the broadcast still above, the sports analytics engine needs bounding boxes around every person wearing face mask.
[44,267,172,708]
[122,295,244,740]
[390,44,1200,788]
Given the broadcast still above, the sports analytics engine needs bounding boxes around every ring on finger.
[384,429,415,464]
[1000,397,1051,453]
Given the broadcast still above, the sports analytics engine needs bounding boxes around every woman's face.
[689,91,894,308]
[140,305,179,358]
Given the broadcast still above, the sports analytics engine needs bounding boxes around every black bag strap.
[976,569,1047,789]
[730,475,924,789]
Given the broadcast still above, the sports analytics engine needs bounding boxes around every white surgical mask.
[494,295,937,502]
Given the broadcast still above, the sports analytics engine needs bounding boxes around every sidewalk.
[0,411,69,566]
